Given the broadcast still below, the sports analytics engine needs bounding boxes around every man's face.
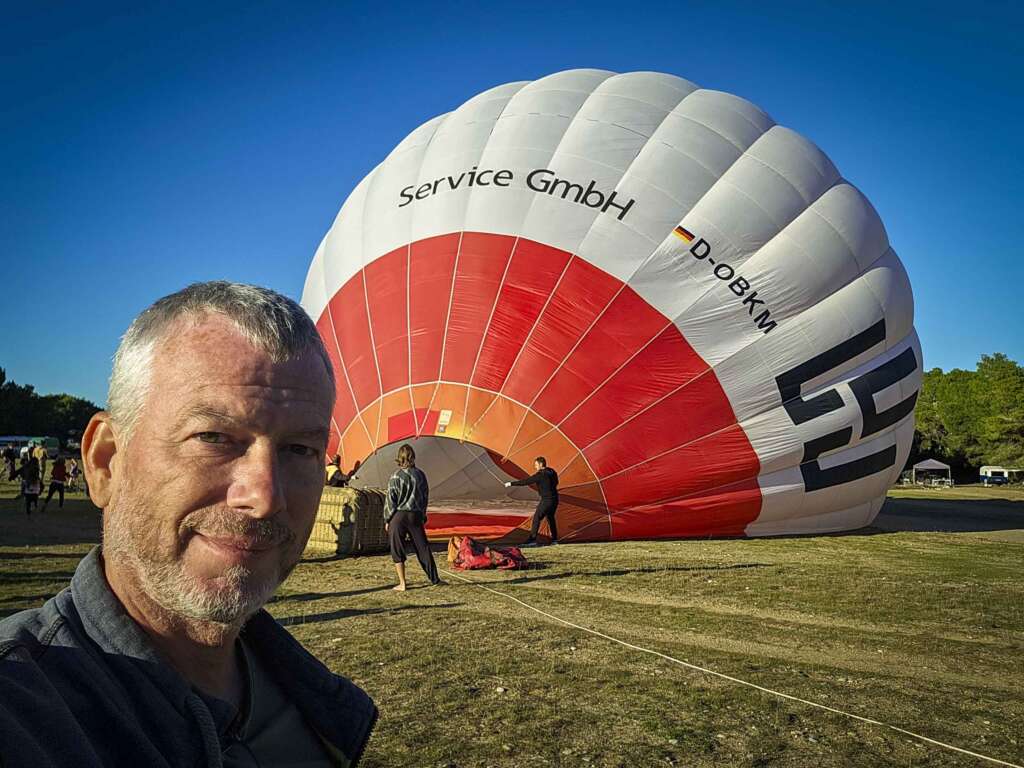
[103,314,333,624]
[534,460,543,472]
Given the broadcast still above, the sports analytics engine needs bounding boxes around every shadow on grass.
[872,496,1024,534]
[0,570,77,583]
[271,585,397,603]
[0,551,87,560]
[504,562,771,585]
[277,602,461,626]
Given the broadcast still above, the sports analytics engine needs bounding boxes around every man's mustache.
[182,510,295,546]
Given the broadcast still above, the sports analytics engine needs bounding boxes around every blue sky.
[2,1,1021,407]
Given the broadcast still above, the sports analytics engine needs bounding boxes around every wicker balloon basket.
[303,487,389,557]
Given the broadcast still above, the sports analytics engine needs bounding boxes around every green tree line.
[0,368,101,444]
[912,353,1024,477]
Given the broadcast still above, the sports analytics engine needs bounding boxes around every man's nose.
[226,442,286,518]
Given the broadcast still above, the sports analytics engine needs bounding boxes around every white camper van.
[980,466,1023,486]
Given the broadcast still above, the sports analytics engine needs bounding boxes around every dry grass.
[2,479,1022,767]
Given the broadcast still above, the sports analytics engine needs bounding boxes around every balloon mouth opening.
[348,435,529,500]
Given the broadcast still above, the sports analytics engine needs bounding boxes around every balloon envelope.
[302,69,920,541]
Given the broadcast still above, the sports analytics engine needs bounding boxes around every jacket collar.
[67,546,376,763]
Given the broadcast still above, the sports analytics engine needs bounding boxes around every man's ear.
[82,412,120,509]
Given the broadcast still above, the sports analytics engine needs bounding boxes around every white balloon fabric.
[302,69,921,541]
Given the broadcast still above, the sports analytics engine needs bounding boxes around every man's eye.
[196,432,227,444]
[288,444,317,457]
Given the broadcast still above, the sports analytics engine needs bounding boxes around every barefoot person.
[385,443,441,590]
[0,282,376,767]
[505,456,560,546]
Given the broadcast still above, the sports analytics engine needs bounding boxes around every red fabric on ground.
[448,536,528,571]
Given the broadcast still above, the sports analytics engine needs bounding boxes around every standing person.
[13,454,41,515]
[32,440,49,490]
[42,456,68,512]
[505,456,559,546]
[328,457,360,488]
[385,443,441,590]
[325,454,343,485]
[67,457,81,491]
[0,281,376,767]
[3,445,16,479]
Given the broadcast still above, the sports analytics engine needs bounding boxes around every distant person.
[325,454,342,485]
[385,443,441,590]
[2,446,16,479]
[505,456,559,546]
[67,457,82,492]
[32,441,48,488]
[42,456,68,512]
[13,455,41,515]
[325,455,359,487]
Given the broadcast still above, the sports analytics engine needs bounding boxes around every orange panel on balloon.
[463,387,499,442]
[465,395,523,450]
[506,432,577,477]
[410,383,438,413]
[340,421,374,470]
[558,501,610,542]
[423,383,469,439]
[505,409,557,459]
[558,452,601,489]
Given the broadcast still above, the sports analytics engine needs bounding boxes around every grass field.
[1,479,1022,767]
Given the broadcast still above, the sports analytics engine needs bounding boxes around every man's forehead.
[150,313,333,404]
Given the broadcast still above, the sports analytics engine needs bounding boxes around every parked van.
[980,466,1023,485]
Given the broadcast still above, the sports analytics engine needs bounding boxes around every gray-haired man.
[0,282,376,767]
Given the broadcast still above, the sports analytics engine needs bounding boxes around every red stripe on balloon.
[599,425,759,510]
[365,246,410,395]
[471,239,572,393]
[559,325,708,448]
[328,272,379,410]
[608,478,762,539]
[440,233,516,383]
[410,234,459,385]
[531,287,668,425]
[501,257,620,406]
[315,313,357,434]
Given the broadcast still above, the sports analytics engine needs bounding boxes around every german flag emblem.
[672,225,695,243]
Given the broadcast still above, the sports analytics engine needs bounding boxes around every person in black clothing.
[13,455,42,515]
[505,456,559,546]
[2,446,17,480]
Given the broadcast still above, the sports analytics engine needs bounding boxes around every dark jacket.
[511,467,559,501]
[0,547,377,767]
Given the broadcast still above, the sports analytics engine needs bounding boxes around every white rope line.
[441,567,1022,768]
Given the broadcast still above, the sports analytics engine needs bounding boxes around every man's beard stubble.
[102,475,299,625]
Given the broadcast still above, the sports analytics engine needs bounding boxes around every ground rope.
[442,567,1021,768]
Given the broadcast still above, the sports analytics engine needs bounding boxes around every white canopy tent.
[911,458,952,486]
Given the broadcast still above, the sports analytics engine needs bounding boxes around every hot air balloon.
[301,69,920,542]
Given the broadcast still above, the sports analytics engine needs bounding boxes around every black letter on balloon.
[774,319,918,491]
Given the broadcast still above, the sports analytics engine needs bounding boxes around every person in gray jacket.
[0,282,376,767]
[385,443,441,590]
